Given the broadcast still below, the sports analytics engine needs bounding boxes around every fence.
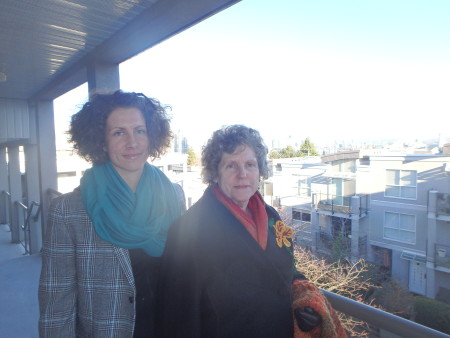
[323,289,449,337]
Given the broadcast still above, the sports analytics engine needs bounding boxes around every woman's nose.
[237,165,247,177]
[126,133,137,148]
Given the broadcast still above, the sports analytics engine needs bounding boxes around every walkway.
[0,224,40,338]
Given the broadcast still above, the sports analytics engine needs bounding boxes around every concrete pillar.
[36,100,58,237]
[8,145,22,243]
[351,196,361,261]
[87,62,120,98]
[311,210,320,253]
[23,102,42,253]
[426,190,438,298]
[0,147,8,224]
[23,143,41,254]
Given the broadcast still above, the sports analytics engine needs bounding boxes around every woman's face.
[216,144,260,211]
[105,107,150,187]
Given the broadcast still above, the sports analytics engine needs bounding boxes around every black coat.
[157,187,294,338]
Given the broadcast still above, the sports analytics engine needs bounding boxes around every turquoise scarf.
[80,162,183,257]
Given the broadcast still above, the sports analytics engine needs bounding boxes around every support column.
[87,61,120,98]
[426,190,438,298]
[311,210,320,253]
[351,196,361,262]
[36,100,58,237]
[0,147,8,224]
[24,102,42,254]
[8,145,22,243]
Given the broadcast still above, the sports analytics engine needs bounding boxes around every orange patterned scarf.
[292,277,347,337]
[213,185,268,250]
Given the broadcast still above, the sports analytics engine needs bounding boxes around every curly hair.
[68,90,172,165]
[201,125,269,185]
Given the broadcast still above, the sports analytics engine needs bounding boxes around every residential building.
[272,148,450,303]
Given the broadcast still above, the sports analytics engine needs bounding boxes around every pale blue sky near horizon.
[55,0,450,151]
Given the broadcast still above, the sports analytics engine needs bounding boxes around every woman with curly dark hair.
[39,90,185,337]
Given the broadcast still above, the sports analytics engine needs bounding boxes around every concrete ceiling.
[0,0,240,101]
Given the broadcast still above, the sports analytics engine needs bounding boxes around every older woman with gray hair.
[157,124,296,338]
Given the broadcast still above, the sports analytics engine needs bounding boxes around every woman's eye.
[113,131,124,136]
[137,129,147,134]
[226,164,234,169]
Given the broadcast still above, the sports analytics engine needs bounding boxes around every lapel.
[209,191,292,285]
[71,188,136,290]
[114,246,135,289]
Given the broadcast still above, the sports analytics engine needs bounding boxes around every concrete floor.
[0,224,40,338]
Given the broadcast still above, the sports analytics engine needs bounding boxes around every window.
[332,216,351,238]
[331,159,356,173]
[384,212,416,244]
[292,210,311,223]
[385,169,417,199]
[331,178,344,205]
[292,209,312,242]
[298,177,311,197]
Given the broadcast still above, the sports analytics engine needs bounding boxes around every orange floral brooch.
[274,220,294,248]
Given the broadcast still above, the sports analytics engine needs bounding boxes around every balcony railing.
[435,243,450,269]
[436,193,450,216]
[323,290,448,337]
[14,200,41,255]
[312,192,368,217]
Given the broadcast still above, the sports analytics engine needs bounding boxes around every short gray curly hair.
[201,125,269,185]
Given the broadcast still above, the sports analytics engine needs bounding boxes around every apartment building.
[271,149,450,303]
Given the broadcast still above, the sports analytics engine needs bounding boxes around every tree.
[276,206,377,336]
[269,149,281,159]
[186,147,197,166]
[268,138,319,159]
[280,145,297,158]
[294,247,376,337]
[299,137,319,156]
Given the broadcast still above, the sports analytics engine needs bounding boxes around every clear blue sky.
[56,0,450,151]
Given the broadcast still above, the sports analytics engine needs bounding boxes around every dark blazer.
[158,187,294,338]
[38,189,136,337]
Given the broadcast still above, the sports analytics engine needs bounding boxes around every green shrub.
[414,296,450,334]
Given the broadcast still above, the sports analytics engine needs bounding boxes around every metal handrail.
[322,289,449,338]
[15,201,27,252]
[14,201,41,255]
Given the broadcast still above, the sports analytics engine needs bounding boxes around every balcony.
[0,227,448,337]
[436,193,450,216]
[435,243,450,269]
[313,192,368,217]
